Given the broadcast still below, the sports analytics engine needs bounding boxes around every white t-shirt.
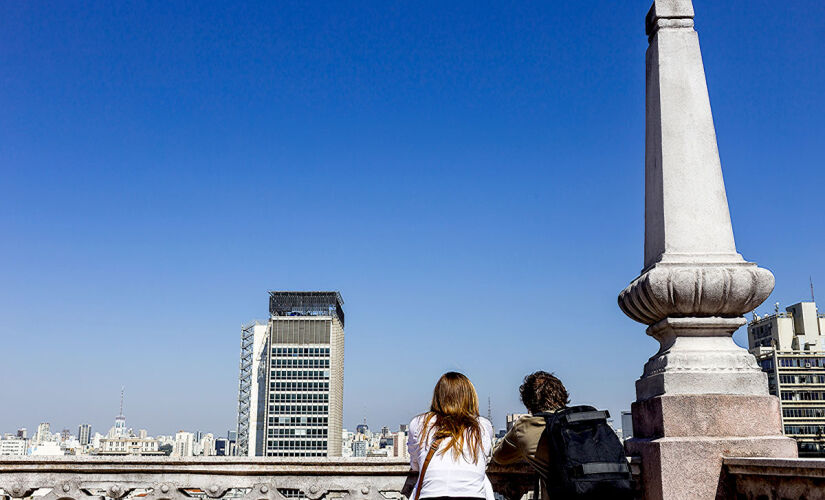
[407,414,494,499]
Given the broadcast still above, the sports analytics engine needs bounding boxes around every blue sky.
[1,0,823,437]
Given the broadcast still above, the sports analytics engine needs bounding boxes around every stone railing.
[0,457,535,500]
[721,457,825,500]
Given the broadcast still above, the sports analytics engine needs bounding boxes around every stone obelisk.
[618,1,797,498]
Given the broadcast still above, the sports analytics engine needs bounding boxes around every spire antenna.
[119,386,125,416]
[487,396,492,422]
[811,276,816,303]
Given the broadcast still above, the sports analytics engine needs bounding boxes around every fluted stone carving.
[619,0,774,400]
[619,264,774,325]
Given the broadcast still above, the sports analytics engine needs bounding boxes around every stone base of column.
[626,394,797,500]
[634,317,770,401]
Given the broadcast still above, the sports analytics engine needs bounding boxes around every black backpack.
[534,406,633,500]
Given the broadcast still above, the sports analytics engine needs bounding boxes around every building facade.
[34,423,51,445]
[172,431,195,457]
[98,437,163,456]
[505,413,528,432]
[238,291,345,457]
[78,424,92,446]
[0,438,27,456]
[748,301,825,457]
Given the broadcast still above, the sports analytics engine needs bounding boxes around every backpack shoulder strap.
[414,436,444,500]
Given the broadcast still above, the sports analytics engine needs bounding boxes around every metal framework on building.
[236,321,261,456]
[268,291,345,326]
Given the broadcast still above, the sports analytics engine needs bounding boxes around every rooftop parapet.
[268,291,345,326]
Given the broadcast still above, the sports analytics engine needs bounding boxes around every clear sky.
[1,0,823,438]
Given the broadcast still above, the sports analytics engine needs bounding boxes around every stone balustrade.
[720,457,825,500]
[0,457,535,500]
[5,456,825,499]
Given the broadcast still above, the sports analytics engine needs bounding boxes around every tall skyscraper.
[78,424,92,446]
[237,291,345,457]
[748,301,825,457]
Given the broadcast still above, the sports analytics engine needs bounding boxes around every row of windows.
[267,439,327,450]
[784,425,825,435]
[783,408,825,418]
[268,428,328,437]
[269,405,329,415]
[272,347,330,357]
[272,370,330,380]
[267,452,327,458]
[271,382,329,392]
[273,359,330,369]
[270,394,329,403]
[781,391,825,401]
[778,357,825,368]
[268,416,328,426]
[780,375,825,384]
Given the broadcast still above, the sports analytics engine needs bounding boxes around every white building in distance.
[0,438,27,456]
[98,436,163,456]
[173,431,195,457]
[749,301,825,456]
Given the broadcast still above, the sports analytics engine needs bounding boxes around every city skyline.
[2,0,824,436]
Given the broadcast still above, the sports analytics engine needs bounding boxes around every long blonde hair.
[419,372,483,463]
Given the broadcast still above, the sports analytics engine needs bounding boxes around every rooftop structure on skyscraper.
[269,291,344,326]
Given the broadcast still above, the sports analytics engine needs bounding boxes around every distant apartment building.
[0,438,27,456]
[78,424,92,446]
[748,301,825,457]
[199,433,216,456]
[215,437,236,456]
[237,291,345,457]
[352,439,367,457]
[621,411,633,441]
[173,431,195,457]
[34,423,51,445]
[393,431,409,459]
[506,413,529,432]
[98,436,164,456]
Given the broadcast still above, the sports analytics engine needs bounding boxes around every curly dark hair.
[519,371,569,414]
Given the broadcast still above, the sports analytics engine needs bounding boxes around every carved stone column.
[618,1,797,498]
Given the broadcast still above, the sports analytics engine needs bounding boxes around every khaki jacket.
[492,414,551,471]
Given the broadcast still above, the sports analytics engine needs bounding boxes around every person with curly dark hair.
[492,371,569,491]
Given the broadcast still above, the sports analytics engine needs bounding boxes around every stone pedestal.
[627,395,797,500]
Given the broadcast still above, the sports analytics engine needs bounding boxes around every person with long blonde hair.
[407,372,494,500]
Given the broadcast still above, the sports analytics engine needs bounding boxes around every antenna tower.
[119,386,124,416]
[811,276,816,303]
